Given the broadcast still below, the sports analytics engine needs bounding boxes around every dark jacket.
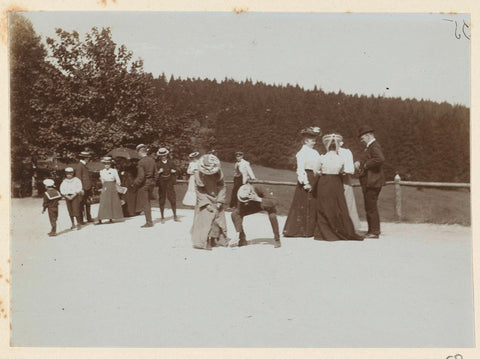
[156,159,177,184]
[358,140,385,189]
[133,156,158,188]
[75,161,92,191]
[43,188,62,210]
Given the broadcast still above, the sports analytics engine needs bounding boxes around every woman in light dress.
[182,151,200,207]
[337,136,361,232]
[283,126,322,237]
[314,134,363,241]
[191,154,230,250]
[96,156,124,224]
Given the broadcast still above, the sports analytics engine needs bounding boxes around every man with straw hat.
[354,125,385,239]
[229,151,256,209]
[230,183,281,248]
[131,144,158,228]
[156,147,179,223]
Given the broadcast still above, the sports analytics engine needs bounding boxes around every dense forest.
[11,14,469,183]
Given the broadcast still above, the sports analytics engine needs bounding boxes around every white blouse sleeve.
[74,178,83,193]
[296,150,308,185]
[341,149,354,174]
[187,162,196,175]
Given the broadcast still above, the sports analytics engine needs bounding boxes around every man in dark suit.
[156,147,179,223]
[355,125,385,238]
[76,151,93,223]
[132,144,158,228]
[230,184,281,248]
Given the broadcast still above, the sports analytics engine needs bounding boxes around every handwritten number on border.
[443,19,470,40]
[446,354,463,359]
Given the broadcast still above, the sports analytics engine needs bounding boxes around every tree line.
[10,13,469,183]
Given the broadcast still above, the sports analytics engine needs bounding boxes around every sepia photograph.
[2,3,477,355]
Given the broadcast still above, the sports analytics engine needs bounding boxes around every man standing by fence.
[229,151,256,209]
[355,125,385,239]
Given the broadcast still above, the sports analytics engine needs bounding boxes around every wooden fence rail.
[177,174,470,222]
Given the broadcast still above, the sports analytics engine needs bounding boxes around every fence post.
[394,174,402,222]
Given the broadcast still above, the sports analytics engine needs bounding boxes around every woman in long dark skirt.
[117,158,139,217]
[96,157,123,224]
[314,134,364,241]
[283,126,322,237]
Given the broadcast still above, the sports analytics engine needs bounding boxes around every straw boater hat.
[43,179,55,187]
[136,144,147,152]
[65,167,74,173]
[157,147,169,156]
[101,156,113,163]
[79,151,92,158]
[198,154,221,175]
[357,125,374,137]
[301,126,322,137]
[237,184,256,203]
[189,151,200,159]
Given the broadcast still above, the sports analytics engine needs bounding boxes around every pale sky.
[21,11,471,106]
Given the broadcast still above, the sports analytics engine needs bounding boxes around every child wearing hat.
[60,167,84,230]
[42,178,62,236]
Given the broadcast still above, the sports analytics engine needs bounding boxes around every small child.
[60,167,84,230]
[42,178,62,236]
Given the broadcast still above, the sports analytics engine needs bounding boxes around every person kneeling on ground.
[230,184,281,248]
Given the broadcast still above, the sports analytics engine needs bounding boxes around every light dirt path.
[10,198,474,347]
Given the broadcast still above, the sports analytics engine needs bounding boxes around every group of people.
[283,124,385,241]
[42,124,385,249]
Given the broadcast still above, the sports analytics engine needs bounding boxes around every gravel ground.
[10,198,474,347]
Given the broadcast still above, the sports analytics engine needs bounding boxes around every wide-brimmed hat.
[300,126,322,137]
[189,151,200,159]
[157,147,169,156]
[136,144,147,152]
[198,154,221,175]
[358,125,375,137]
[43,178,55,187]
[79,151,92,158]
[65,167,74,173]
[322,133,343,151]
[101,156,113,164]
[237,184,255,203]
[235,151,244,157]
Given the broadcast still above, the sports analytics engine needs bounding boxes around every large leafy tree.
[10,13,48,161]
[41,27,160,154]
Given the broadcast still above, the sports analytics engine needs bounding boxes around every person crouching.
[230,184,281,248]
[42,178,62,236]
[191,154,230,250]
[60,167,84,230]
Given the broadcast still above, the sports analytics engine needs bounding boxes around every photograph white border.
[0,0,478,358]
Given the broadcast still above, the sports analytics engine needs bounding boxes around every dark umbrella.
[106,147,139,160]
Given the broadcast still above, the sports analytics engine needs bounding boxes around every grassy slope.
[170,162,470,226]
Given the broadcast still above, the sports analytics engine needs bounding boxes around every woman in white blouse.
[96,156,123,224]
[314,134,363,241]
[283,126,322,237]
[182,151,200,207]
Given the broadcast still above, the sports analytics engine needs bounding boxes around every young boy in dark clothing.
[42,178,62,236]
